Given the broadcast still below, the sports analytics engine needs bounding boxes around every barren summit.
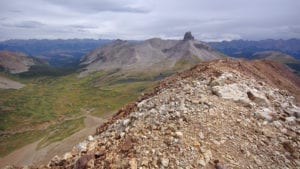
[34,58,300,168]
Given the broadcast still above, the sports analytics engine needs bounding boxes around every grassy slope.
[0,72,155,157]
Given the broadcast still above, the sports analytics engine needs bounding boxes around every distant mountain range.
[209,39,300,59]
[0,39,113,67]
[1,38,300,70]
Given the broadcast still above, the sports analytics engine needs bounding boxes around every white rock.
[273,121,282,128]
[175,111,181,117]
[161,158,169,167]
[63,152,72,160]
[175,131,183,138]
[204,150,212,161]
[76,141,87,152]
[123,119,131,126]
[87,135,94,141]
[285,116,296,123]
[137,100,146,108]
[198,132,204,139]
[285,107,300,118]
[120,132,125,138]
[198,159,206,166]
[212,83,250,103]
[255,108,274,121]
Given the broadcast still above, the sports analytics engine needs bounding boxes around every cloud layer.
[0,0,299,41]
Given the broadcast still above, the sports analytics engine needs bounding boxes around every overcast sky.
[0,0,299,41]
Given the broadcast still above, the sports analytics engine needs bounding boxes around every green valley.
[0,71,156,157]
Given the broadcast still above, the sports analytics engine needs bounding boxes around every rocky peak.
[183,31,195,41]
[114,39,127,44]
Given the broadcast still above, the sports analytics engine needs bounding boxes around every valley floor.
[0,114,107,168]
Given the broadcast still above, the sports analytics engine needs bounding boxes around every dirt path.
[0,115,106,168]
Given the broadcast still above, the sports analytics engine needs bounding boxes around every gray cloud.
[14,21,45,28]
[45,0,149,13]
[0,0,299,41]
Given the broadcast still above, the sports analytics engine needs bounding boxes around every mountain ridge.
[28,58,300,168]
[209,39,300,59]
[79,33,224,77]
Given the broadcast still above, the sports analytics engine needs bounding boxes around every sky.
[0,0,299,41]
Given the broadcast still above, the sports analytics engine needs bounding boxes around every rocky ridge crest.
[13,59,300,168]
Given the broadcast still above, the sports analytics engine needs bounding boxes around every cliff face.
[17,59,300,168]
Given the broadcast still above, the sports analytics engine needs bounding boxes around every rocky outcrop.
[183,31,195,41]
[0,50,35,74]
[10,59,300,168]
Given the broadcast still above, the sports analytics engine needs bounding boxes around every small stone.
[120,132,125,138]
[129,158,137,169]
[175,131,183,138]
[198,159,206,166]
[199,132,204,139]
[194,141,201,147]
[204,150,212,161]
[76,141,88,152]
[123,119,131,126]
[175,111,181,117]
[87,141,97,151]
[74,155,94,169]
[213,140,220,145]
[48,155,63,166]
[87,159,94,169]
[63,152,72,160]
[120,136,133,152]
[95,150,105,158]
[160,158,169,167]
[71,147,79,156]
[141,159,149,166]
[285,116,296,123]
[273,121,282,128]
[87,135,94,141]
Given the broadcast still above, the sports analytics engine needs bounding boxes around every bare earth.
[0,76,24,89]
[0,115,105,168]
